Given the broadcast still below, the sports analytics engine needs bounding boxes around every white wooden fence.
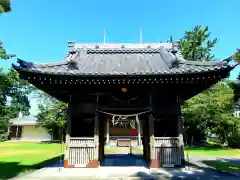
[68,137,95,167]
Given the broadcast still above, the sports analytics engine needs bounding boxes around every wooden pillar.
[88,96,100,168]
[176,96,185,165]
[64,100,73,168]
[178,116,185,165]
[106,119,110,144]
[149,94,159,168]
[149,112,159,168]
[98,112,105,162]
[137,116,141,146]
[142,120,147,160]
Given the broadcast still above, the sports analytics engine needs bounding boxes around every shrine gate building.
[13,41,236,168]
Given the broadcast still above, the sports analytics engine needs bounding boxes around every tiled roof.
[12,42,235,76]
[9,116,37,126]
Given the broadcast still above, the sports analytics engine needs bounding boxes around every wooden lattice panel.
[154,137,183,166]
[155,146,182,166]
[68,137,95,167]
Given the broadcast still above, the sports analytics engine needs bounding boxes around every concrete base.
[87,160,99,168]
[150,159,160,168]
[64,160,74,168]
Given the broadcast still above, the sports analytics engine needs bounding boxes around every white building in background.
[233,103,240,117]
[8,116,52,142]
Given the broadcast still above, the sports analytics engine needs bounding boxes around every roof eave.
[12,64,234,77]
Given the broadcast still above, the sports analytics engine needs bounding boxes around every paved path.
[12,166,240,180]
[12,155,240,180]
[101,154,148,166]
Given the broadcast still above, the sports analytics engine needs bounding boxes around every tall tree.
[228,49,240,103]
[36,92,67,141]
[0,69,31,139]
[0,0,11,13]
[180,25,217,61]
[182,81,240,147]
[0,41,15,60]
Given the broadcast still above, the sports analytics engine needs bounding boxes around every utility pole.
[140,28,142,44]
[104,29,106,44]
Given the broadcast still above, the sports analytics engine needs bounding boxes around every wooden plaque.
[117,139,131,147]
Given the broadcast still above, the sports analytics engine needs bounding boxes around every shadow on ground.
[40,140,62,144]
[133,161,240,180]
[0,154,63,180]
[202,158,240,175]
[184,146,224,151]
[101,154,149,167]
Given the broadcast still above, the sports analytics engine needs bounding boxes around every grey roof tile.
[12,43,235,76]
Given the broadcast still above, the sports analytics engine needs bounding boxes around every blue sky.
[1,0,240,115]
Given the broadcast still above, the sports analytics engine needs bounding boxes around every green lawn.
[105,146,144,154]
[0,142,63,179]
[202,160,240,174]
[185,147,240,156]
[105,146,240,157]
[0,142,239,179]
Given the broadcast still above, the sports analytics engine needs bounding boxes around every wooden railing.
[155,137,180,147]
[70,137,94,145]
[68,137,95,167]
[154,137,183,167]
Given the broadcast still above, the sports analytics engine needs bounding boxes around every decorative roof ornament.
[17,58,34,69]
[66,50,80,69]
[171,40,178,56]
[216,56,232,67]
[216,49,240,67]
[167,41,180,68]
[169,36,173,43]
[68,41,75,48]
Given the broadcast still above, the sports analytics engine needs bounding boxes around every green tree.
[180,25,217,61]
[227,50,240,148]
[229,49,240,103]
[36,92,67,141]
[0,0,11,13]
[0,69,32,140]
[179,25,240,147]
[0,41,15,60]
[182,81,240,147]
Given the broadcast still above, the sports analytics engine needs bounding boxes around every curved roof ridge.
[179,55,233,66]
[158,47,177,68]
[72,42,176,49]
[14,58,68,69]
[179,60,218,66]
[85,48,162,54]
[33,61,68,68]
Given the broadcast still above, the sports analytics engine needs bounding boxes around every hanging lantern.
[121,87,127,93]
